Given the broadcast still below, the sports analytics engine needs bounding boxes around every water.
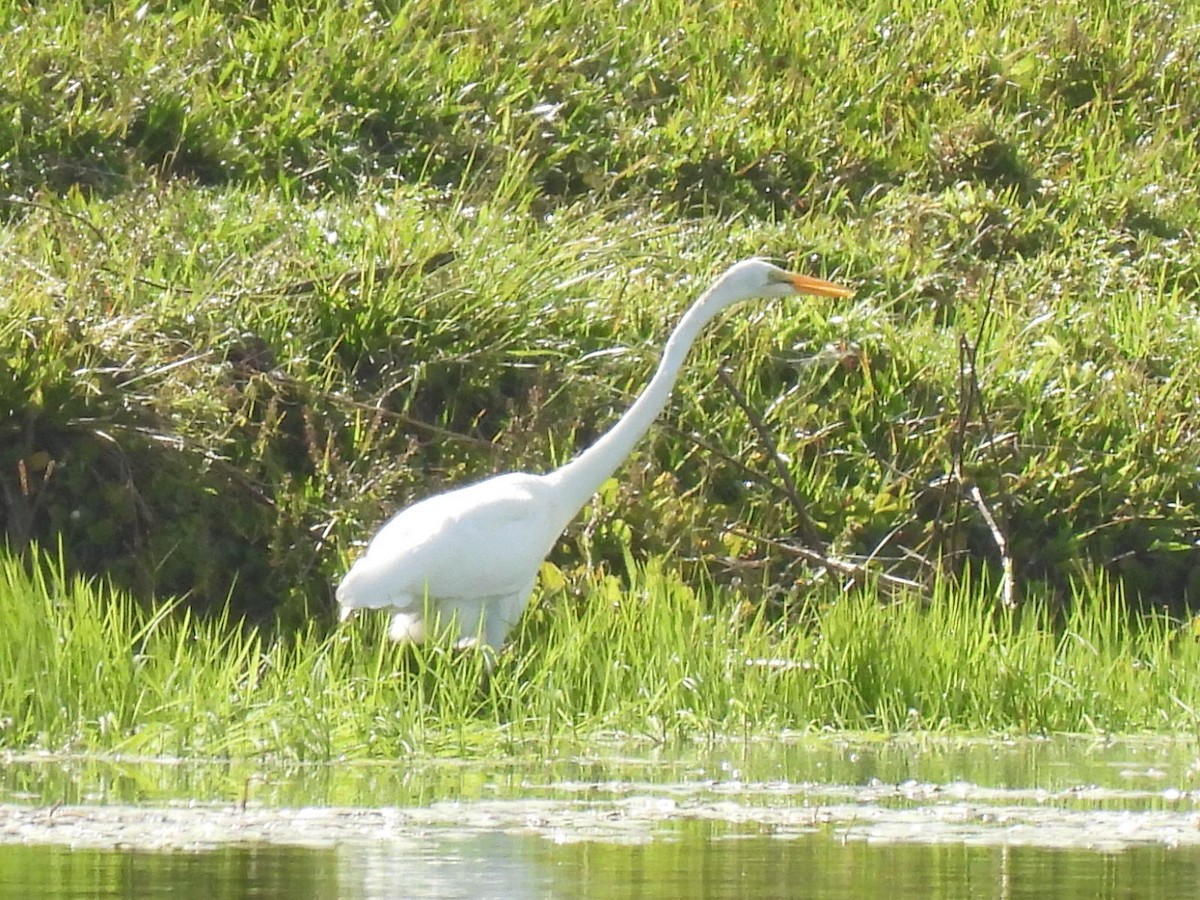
[3,736,1199,898]
[5,828,1200,899]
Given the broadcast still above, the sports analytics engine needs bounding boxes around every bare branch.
[726,526,928,599]
[946,255,1018,608]
[969,483,1016,609]
[715,363,826,551]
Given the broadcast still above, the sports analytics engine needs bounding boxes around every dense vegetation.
[5,550,1200,758]
[3,0,1200,634]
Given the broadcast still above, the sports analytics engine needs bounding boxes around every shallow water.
[7,828,1200,899]
[3,736,1199,898]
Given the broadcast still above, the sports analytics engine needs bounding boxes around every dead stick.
[716,364,825,551]
[726,526,926,597]
[969,483,1016,609]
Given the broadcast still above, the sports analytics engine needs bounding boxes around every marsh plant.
[3,0,1200,751]
[2,549,1199,759]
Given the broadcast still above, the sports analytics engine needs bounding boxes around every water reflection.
[342,833,550,900]
[6,827,1200,899]
[3,737,1200,899]
[0,843,338,899]
[3,735,1198,812]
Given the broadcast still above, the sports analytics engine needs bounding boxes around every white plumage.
[336,258,853,650]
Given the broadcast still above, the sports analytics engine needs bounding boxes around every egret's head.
[715,258,853,303]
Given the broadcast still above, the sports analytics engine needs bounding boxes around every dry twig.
[716,362,929,601]
[716,364,825,551]
[949,257,1017,608]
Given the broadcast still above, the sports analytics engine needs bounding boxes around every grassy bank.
[2,548,1198,759]
[3,0,1200,692]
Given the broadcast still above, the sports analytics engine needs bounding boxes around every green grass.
[3,547,1199,759]
[3,0,1200,746]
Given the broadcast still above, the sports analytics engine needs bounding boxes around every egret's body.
[336,259,852,649]
[337,472,559,647]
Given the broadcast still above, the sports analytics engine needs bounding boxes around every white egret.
[336,258,853,650]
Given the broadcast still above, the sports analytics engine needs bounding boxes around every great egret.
[336,258,853,650]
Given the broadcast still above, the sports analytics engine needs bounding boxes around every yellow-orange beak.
[784,271,855,299]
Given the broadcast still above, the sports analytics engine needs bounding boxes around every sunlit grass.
[6,173,1200,621]
[4,0,1200,749]
[3,548,1198,760]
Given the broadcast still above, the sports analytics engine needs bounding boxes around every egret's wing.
[336,473,557,612]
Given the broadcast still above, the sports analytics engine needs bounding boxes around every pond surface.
[2,736,1199,898]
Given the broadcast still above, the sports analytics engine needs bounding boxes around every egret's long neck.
[543,283,738,527]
